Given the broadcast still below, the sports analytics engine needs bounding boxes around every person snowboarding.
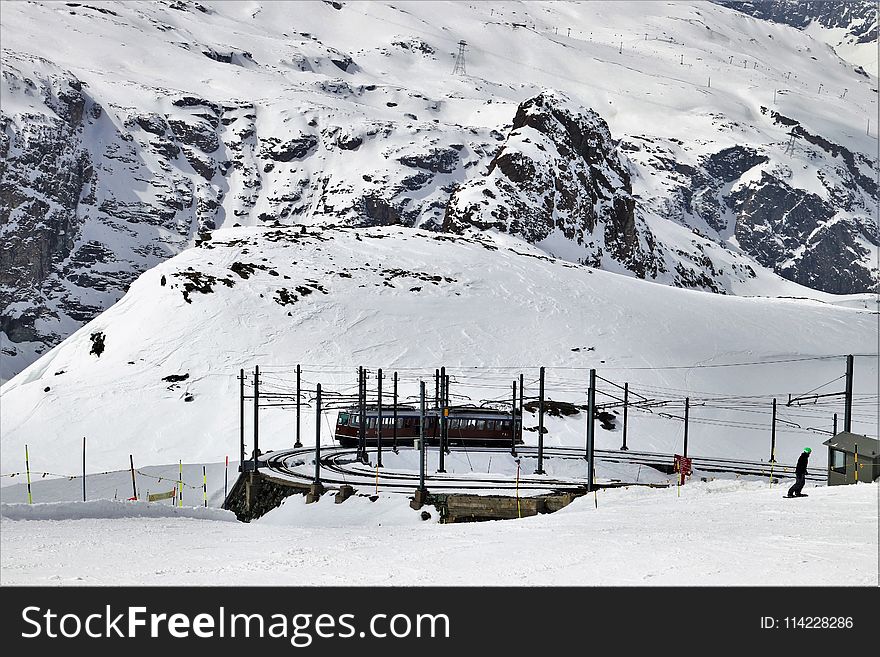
[786,447,811,498]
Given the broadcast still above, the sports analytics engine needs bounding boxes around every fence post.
[621,382,629,450]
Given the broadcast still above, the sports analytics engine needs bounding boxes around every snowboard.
[783,494,808,498]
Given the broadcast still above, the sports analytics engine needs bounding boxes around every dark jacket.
[795,452,809,476]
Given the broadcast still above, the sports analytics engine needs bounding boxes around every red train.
[334,406,522,447]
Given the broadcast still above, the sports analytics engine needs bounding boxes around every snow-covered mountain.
[1,1,878,381]
[715,1,879,76]
[1,224,876,479]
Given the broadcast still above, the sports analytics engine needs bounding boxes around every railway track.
[261,444,824,495]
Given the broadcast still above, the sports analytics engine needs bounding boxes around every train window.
[451,419,459,429]
[475,420,484,430]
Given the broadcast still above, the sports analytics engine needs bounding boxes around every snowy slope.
[2,0,878,379]
[2,480,877,585]
[1,225,876,481]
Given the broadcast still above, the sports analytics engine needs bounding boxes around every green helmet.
[804,447,812,453]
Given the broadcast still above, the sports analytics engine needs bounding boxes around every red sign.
[674,454,692,485]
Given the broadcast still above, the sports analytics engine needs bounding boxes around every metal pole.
[315,383,322,485]
[438,366,446,473]
[239,368,245,470]
[435,369,439,408]
[294,364,302,447]
[535,366,545,475]
[587,369,596,491]
[82,436,86,502]
[519,373,524,444]
[621,382,629,450]
[377,368,383,468]
[253,365,260,470]
[25,444,32,504]
[833,413,838,436]
[203,466,207,507]
[511,380,518,456]
[393,371,399,453]
[843,354,853,432]
[683,397,689,458]
[770,398,777,463]
[444,374,451,454]
[358,366,366,462]
[419,381,426,492]
[129,454,138,500]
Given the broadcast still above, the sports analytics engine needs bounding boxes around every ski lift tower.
[452,40,467,76]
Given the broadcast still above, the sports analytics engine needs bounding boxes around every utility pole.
[833,413,838,436]
[377,368,383,468]
[419,381,426,493]
[844,354,853,432]
[435,369,440,409]
[519,373,524,445]
[310,383,323,500]
[586,369,596,492]
[444,373,450,455]
[621,382,629,450]
[511,380,518,456]
[770,398,777,463]
[239,368,245,470]
[358,367,366,463]
[683,397,689,458]
[438,367,447,473]
[535,367,546,475]
[253,365,260,470]
[393,372,399,453]
[452,40,467,75]
[294,364,302,448]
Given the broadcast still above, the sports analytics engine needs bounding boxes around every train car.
[334,405,522,448]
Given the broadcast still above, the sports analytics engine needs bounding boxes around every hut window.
[830,449,847,474]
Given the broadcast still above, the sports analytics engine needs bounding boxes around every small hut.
[822,432,880,486]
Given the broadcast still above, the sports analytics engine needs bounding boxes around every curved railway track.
[261,444,824,494]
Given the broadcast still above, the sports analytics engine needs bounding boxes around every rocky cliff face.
[1,1,877,380]
[443,91,659,277]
